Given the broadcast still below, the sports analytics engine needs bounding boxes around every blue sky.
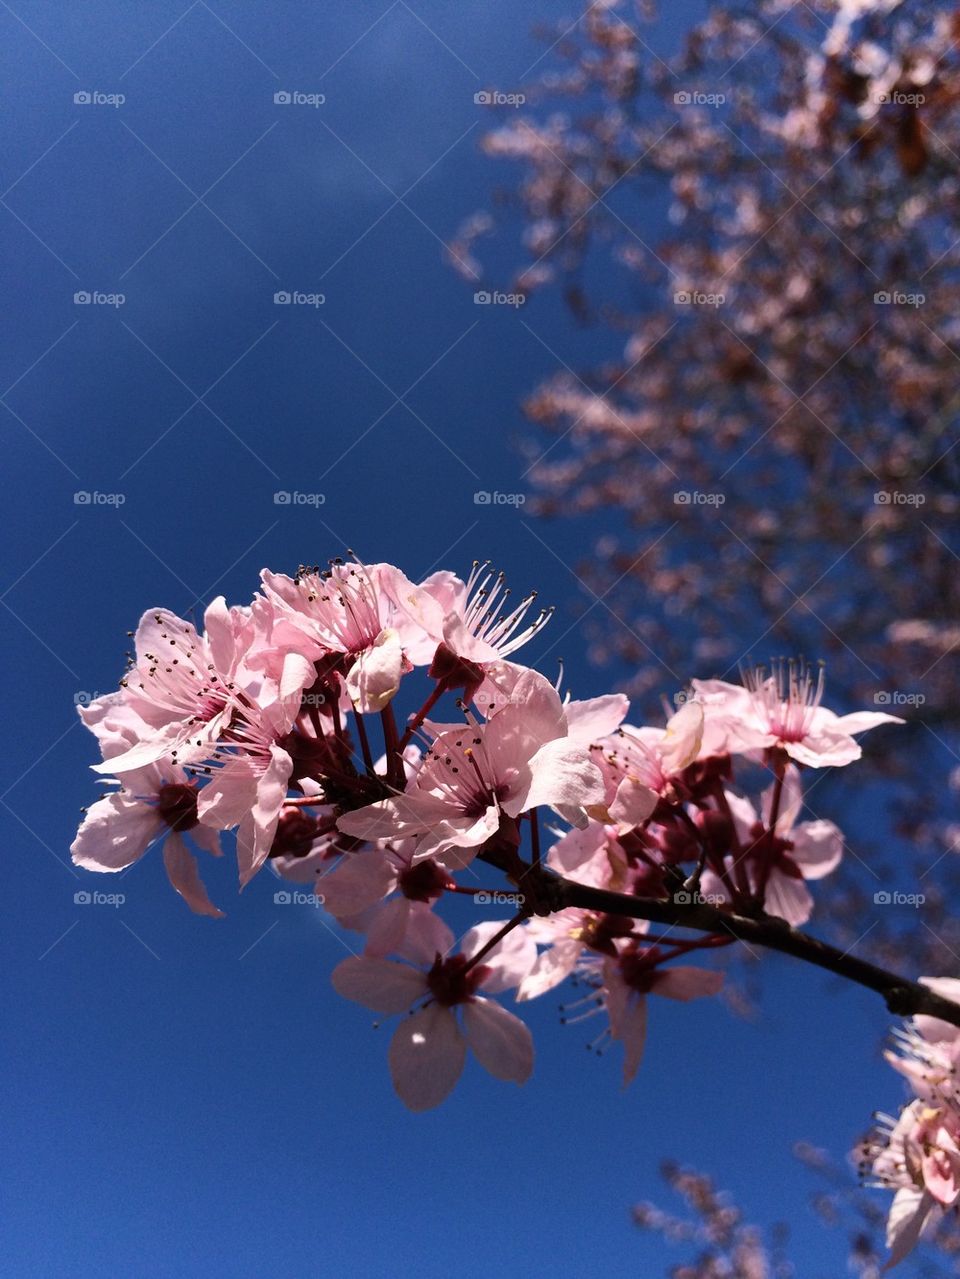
[1,3,916,1275]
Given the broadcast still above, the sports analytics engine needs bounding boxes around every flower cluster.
[73,558,902,1110]
[859,977,960,1268]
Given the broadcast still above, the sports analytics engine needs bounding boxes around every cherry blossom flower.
[260,560,428,713]
[700,768,844,925]
[591,700,705,831]
[331,936,533,1110]
[601,950,724,1085]
[336,667,604,864]
[72,712,223,917]
[692,662,903,767]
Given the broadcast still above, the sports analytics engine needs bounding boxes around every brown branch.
[479,848,960,1029]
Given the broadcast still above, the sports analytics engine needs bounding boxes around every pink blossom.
[331,943,533,1110]
[72,751,223,918]
[260,560,428,712]
[692,662,902,767]
[591,700,705,831]
[336,668,604,864]
[701,769,844,925]
[602,951,724,1085]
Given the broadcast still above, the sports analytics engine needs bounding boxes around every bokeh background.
[1,2,940,1275]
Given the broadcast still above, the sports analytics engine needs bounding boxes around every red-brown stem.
[353,711,374,775]
[399,679,448,750]
[380,704,404,790]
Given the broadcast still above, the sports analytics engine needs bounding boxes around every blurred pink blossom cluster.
[73,556,902,1115]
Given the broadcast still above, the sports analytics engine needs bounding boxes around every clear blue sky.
[1,3,914,1275]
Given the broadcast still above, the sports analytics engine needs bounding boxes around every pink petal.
[389,1004,466,1110]
[331,956,426,1013]
[312,851,396,919]
[71,794,163,871]
[197,761,257,829]
[237,746,293,888]
[563,693,629,746]
[460,922,538,994]
[162,832,224,917]
[345,627,404,713]
[608,776,658,830]
[790,819,844,880]
[517,940,583,1001]
[658,701,704,774]
[762,870,814,926]
[463,998,533,1084]
[884,1186,935,1270]
[834,710,905,735]
[652,965,725,1001]
[520,739,605,818]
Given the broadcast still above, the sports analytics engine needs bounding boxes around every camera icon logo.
[273,491,291,504]
[273,891,291,904]
[674,91,692,105]
[474,490,492,504]
[874,891,891,904]
[74,291,92,305]
[673,290,691,304]
[74,891,91,904]
[273,291,291,305]
[473,291,491,304]
[674,890,692,905]
[73,491,91,504]
[274,91,292,105]
[874,690,891,704]
[474,91,492,105]
[674,491,691,504]
[874,291,891,304]
[74,91,92,105]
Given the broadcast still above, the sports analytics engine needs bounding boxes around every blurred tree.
[462,0,960,977]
